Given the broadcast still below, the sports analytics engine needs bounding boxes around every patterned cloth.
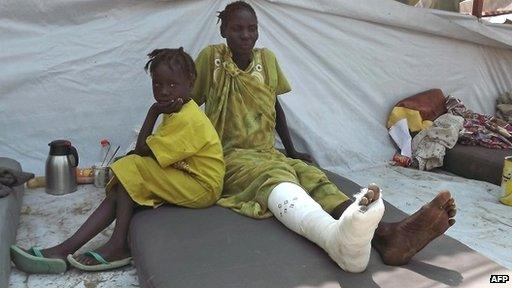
[412,113,464,170]
[446,96,512,149]
[192,44,349,219]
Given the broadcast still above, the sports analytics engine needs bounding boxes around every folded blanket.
[0,167,34,198]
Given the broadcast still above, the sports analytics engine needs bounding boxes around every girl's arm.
[133,100,184,159]
[133,106,159,159]
[275,98,313,163]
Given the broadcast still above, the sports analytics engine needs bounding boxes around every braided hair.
[144,47,196,82]
[217,1,257,31]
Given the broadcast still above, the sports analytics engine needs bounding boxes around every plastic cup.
[93,165,110,188]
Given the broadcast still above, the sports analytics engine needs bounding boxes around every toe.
[447,207,456,218]
[76,254,93,265]
[74,255,84,264]
[365,190,375,202]
[83,256,93,265]
[79,256,87,265]
[448,219,456,226]
[359,196,369,206]
[443,198,455,208]
[433,190,451,207]
[368,183,380,200]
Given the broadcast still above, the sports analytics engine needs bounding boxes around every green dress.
[192,44,349,219]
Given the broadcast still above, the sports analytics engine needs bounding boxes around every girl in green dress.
[192,1,457,272]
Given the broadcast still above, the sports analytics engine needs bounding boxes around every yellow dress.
[192,44,349,218]
[108,100,225,208]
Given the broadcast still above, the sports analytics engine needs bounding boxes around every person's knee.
[269,182,307,204]
[106,185,119,199]
[107,183,130,201]
[187,191,218,208]
[116,183,128,194]
[200,193,218,208]
[116,185,134,203]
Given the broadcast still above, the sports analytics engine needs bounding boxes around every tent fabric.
[460,0,512,14]
[2,0,512,272]
[414,0,462,11]
[2,0,512,175]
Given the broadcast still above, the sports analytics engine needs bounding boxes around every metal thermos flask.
[45,140,79,195]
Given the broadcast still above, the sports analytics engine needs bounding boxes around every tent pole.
[472,0,484,18]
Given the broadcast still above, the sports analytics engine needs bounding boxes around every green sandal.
[67,251,132,271]
[10,245,67,274]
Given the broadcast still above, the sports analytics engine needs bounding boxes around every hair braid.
[144,47,196,82]
[217,1,257,30]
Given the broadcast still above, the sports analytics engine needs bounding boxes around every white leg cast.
[268,182,385,273]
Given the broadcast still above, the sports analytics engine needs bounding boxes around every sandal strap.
[85,251,109,265]
[30,246,44,258]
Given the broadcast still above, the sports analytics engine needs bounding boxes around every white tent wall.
[2,0,512,175]
[1,0,224,174]
[3,0,512,274]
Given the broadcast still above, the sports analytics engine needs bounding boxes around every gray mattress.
[129,169,508,288]
[443,144,511,185]
[0,157,24,288]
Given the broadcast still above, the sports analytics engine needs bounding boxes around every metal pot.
[45,140,79,195]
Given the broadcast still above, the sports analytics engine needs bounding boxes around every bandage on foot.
[372,190,456,266]
[268,182,384,273]
[325,184,384,272]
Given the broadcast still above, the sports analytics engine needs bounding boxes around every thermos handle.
[69,146,79,167]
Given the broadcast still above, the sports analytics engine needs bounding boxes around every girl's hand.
[290,151,315,164]
[151,98,184,115]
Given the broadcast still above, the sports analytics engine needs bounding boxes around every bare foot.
[372,191,456,266]
[73,243,131,265]
[40,246,69,261]
[18,245,68,262]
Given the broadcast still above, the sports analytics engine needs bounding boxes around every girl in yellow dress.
[11,48,225,273]
[192,1,457,272]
